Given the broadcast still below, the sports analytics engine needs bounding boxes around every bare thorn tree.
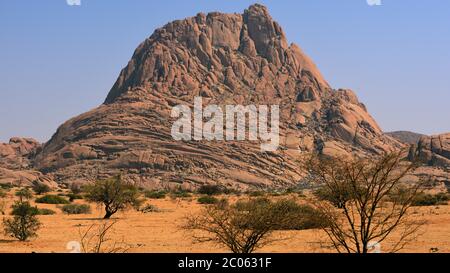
[307,151,425,253]
[78,220,132,253]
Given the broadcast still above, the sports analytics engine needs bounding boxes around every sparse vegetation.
[0,190,6,215]
[61,204,91,215]
[0,183,13,190]
[197,196,219,204]
[3,201,41,241]
[67,193,83,202]
[0,188,6,198]
[31,181,51,195]
[412,192,449,206]
[307,152,425,253]
[37,208,56,215]
[35,194,70,204]
[78,221,131,253]
[247,191,265,197]
[84,175,143,219]
[169,188,192,199]
[144,190,167,199]
[184,198,303,253]
[15,188,33,201]
[197,185,224,196]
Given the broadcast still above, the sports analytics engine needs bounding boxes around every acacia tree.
[307,152,425,253]
[3,201,41,241]
[84,175,142,219]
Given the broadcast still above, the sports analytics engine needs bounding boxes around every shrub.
[15,188,33,201]
[198,185,223,196]
[0,189,6,198]
[169,189,192,199]
[144,190,167,199]
[247,191,265,197]
[3,201,41,241]
[184,197,301,253]
[84,175,143,219]
[197,196,219,204]
[412,192,449,206]
[0,183,13,190]
[31,181,51,195]
[61,204,91,215]
[35,194,70,204]
[37,208,56,215]
[67,193,83,202]
[269,199,329,230]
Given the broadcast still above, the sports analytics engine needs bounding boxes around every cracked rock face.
[0,137,40,170]
[410,133,450,168]
[31,4,402,189]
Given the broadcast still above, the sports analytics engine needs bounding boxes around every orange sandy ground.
[0,191,449,253]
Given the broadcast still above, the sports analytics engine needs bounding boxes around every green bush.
[247,191,265,197]
[145,190,167,199]
[35,194,70,204]
[15,188,33,201]
[169,189,192,199]
[3,201,41,241]
[412,193,449,206]
[67,193,83,202]
[0,189,6,198]
[271,200,329,230]
[198,185,223,196]
[61,204,91,214]
[31,181,51,195]
[37,208,56,215]
[0,183,13,190]
[197,196,219,204]
[235,198,329,230]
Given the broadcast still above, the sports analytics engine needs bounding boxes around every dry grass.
[0,190,449,253]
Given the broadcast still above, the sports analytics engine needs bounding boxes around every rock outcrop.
[0,138,56,187]
[0,137,40,170]
[409,133,450,168]
[32,4,402,190]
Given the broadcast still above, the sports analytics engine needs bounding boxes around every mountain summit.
[33,4,401,189]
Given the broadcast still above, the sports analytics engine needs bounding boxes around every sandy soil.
[0,190,449,253]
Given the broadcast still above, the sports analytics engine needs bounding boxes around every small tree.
[15,188,33,201]
[3,201,41,241]
[31,181,51,195]
[184,198,295,253]
[307,152,425,253]
[84,175,142,219]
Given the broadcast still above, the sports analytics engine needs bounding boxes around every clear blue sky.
[1,0,449,142]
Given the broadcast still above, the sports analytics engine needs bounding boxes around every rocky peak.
[104,4,328,104]
[32,4,402,189]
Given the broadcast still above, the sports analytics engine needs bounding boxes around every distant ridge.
[385,131,426,145]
